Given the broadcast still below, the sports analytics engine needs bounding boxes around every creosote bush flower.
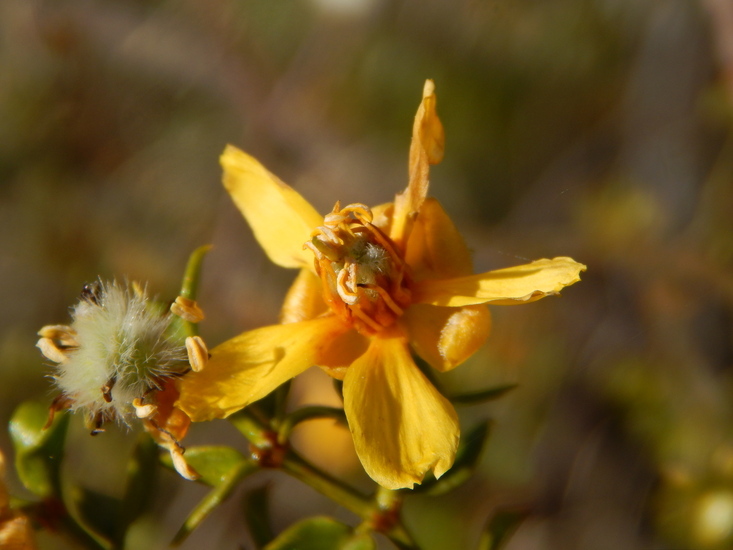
[36,280,205,479]
[177,80,586,489]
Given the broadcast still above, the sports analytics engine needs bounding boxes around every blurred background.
[3,0,733,548]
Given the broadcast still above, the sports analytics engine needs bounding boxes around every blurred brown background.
[3,0,733,548]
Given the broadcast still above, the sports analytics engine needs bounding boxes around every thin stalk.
[281,450,372,518]
[179,245,212,299]
[277,405,346,443]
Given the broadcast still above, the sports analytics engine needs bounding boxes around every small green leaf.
[9,401,69,498]
[414,421,491,496]
[477,508,529,550]
[161,445,254,487]
[264,517,374,550]
[243,485,274,549]
[62,484,114,550]
[74,487,121,541]
[451,384,517,405]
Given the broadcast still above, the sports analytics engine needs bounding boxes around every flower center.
[305,202,412,336]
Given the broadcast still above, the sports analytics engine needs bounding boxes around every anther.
[185,336,209,372]
[171,296,205,323]
[132,398,157,419]
[36,337,70,364]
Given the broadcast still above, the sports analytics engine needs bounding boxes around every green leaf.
[61,484,114,550]
[161,445,254,487]
[170,448,258,545]
[264,517,374,550]
[414,421,491,496]
[243,485,274,549]
[74,487,121,541]
[477,508,529,550]
[9,400,69,498]
[451,384,517,405]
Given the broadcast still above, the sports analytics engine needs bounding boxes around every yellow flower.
[177,80,586,489]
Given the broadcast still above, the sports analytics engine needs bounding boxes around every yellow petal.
[316,328,369,379]
[403,304,491,372]
[221,145,323,269]
[343,336,459,489]
[280,268,328,324]
[405,198,473,281]
[391,80,445,249]
[412,257,587,307]
[177,315,347,421]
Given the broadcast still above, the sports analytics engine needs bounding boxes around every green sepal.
[413,421,491,496]
[243,485,274,549]
[59,484,114,550]
[168,244,211,341]
[477,507,529,550]
[168,446,258,545]
[451,384,518,405]
[9,400,69,498]
[263,516,375,550]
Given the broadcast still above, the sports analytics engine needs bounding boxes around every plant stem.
[281,451,373,518]
[230,407,421,549]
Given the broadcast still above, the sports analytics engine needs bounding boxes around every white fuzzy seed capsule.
[39,280,190,427]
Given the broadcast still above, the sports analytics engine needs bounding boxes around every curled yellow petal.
[413,257,587,307]
[177,315,346,421]
[221,145,323,269]
[405,198,473,281]
[391,80,445,250]
[403,303,491,372]
[343,336,459,489]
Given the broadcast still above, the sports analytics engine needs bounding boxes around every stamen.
[351,304,385,333]
[133,398,157,419]
[44,394,74,429]
[169,445,199,481]
[303,240,323,260]
[101,376,117,403]
[336,265,359,304]
[315,224,342,245]
[171,296,205,323]
[185,336,209,372]
[362,284,405,317]
[37,325,79,348]
[340,203,372,224]
[36,337,70,364]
